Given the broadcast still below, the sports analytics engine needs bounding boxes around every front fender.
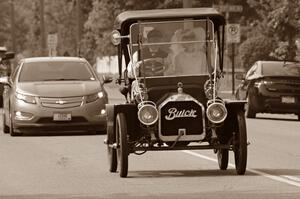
[106,103,139,141]
[218,100,246,143]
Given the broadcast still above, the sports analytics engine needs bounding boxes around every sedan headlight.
[16,93,36,104]
[206,102,227,124]
[86,92,104,103]
[137,101,158,126]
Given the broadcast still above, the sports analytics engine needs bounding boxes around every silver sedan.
[0,57,112,136]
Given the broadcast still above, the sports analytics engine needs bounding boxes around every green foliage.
[82,0,167,62]
[0,2,10,47]
[239,35,276,70]
[0,0,299,67]
[246,0,300,61]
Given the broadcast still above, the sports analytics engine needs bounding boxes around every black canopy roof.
[114,7,225,31]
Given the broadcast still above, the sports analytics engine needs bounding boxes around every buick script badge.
[165,108,197,120]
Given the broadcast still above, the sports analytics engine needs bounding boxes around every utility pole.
[10,0,16,53]
[40,0,46,56]
[76,0,81,56]
[183,0,193,8]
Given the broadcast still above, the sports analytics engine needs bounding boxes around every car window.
[18,61,96,82]
[245,63,258,79]
[10,63,22,83]
[262,62,300,77]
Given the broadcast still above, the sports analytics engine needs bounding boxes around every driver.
[127,29,169,78]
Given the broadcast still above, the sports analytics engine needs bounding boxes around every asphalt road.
[0,86,300,198]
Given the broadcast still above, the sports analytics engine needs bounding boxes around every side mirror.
[0,76,11,87]
[110,30,129,46]
[2,52,15,60]
[102,75,113,84]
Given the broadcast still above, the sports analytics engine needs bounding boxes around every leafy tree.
[246,0,300,61]
[21,0,43,57]
[239,35,276,70]
[0,2,11,47]
[83,0,166,64]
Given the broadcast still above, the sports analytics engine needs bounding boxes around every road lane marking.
[283,175,300,182]
[182,150,300,188]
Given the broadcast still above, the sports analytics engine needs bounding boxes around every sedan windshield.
[262,62,300,77]
[18,61,95,82]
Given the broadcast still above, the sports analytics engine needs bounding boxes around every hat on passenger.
[147,29,162,39]
[182,31,196,41]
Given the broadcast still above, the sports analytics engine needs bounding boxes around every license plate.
[53,113,72,121]
[281,96,296,104]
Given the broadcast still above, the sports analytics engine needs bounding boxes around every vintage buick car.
[105,8,248,177]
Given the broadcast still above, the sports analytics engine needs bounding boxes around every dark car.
[0,56,112,136]
[235,60,300,119]
[105,8,248,178]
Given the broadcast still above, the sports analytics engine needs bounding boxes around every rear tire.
[116,113,128,178]
[107,123,117,172]
[217,149,229,170]
[234,110,247,175]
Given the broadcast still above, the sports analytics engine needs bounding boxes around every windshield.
[262,62,300,77]
[129,19,215,77]
[18,61,95,82]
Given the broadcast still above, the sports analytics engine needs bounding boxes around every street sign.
[213,4,243,13]
[226,24,241,43]
[47,33,58,49]
[47,33,58,56]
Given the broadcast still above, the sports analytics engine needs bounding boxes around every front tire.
[116,113,128,178]
[234,110,247,175]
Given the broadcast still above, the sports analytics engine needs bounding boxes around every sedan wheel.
[245,96,256,118]
[9,113,19,136]
[2,111,9,134]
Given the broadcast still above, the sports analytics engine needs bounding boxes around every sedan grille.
[40,97,83,109]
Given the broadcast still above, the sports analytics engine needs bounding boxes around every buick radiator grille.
[40,97,83,108]
[160,101,204,136]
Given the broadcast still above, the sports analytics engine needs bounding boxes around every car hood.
[16,81,102,97]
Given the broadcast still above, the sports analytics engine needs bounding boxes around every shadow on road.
[128,169,250,178]
[129,168,300,178]
[250,168,300,176]
[10,131,106,137]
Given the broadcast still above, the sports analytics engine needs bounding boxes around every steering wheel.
[140,58,165,76]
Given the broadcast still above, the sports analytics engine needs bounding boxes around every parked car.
[105,7,248,178]
[235,60,300,119]
[0,57,112,136]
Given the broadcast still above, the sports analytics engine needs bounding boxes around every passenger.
[127,29,170,78]
[174,29,208,75]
